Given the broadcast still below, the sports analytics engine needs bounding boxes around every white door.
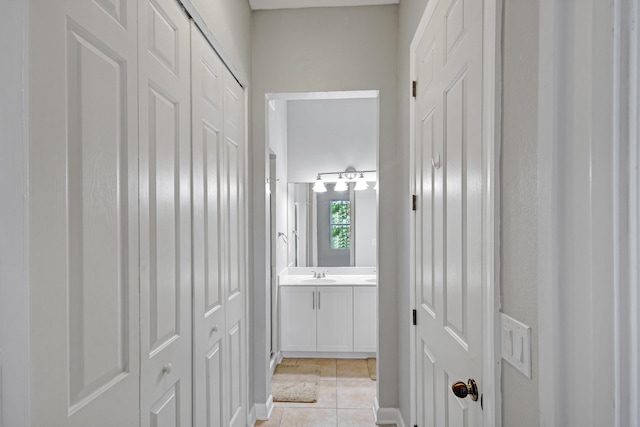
[191,22,226,427]
[280,286,317,352]
[191,23,247,427]
[138,0,192,425]
[316,287,353,352]
[222,66,248,427]
[29,0,140,425]
[413,0,484,425]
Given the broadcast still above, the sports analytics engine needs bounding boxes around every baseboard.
[248,405,256,427]
[281,351,376,359]
[270,351,283,374]
[373,397,406,427]
[254,394,274,421]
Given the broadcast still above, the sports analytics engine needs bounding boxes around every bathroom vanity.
[278,269,377,358]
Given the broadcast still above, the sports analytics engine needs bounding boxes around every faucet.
[311,270,327,278]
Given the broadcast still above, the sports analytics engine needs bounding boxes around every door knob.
[162,363,173,375]
[211,325,219,333]
[451,379,478,401]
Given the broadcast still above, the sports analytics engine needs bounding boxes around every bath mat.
[272,364,320,403]
[367,358,377,380]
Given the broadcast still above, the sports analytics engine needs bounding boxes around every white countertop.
[278,274,377,286]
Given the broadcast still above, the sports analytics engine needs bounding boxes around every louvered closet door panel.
[29,0,140,425]
[138,0,192,425]
[191,23,226,427]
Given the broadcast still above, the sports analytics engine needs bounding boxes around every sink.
[300,278,337,284]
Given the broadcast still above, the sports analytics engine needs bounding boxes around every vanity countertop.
[278,274,377,286]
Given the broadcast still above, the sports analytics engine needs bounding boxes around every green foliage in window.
[331,200,350,224]
[330,201,350,249]
[331,225,350,249]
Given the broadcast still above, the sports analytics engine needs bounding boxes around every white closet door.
[191,23,226,427]
[138,0,192,425]
[222,67,248,427]
[29,1,140,425]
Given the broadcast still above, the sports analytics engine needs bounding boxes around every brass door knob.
[451,379,478,401]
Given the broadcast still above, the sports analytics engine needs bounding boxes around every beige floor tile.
[256,406,283,427]
[275,380,337,409]
[336,359,370,381]
[297,358,338,378]
[281,358,298,365]
[336,381,377,409]
[337,408,378,426]
[279,407,337,427]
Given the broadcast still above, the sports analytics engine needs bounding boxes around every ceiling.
[249,0,399,10]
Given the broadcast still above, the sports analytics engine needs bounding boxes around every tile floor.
[256,358,395,427]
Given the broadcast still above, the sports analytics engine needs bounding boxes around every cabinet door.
[316,286,353,352]
[280,287,316,352]
[353,286,377,352]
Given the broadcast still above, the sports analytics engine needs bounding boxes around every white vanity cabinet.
[353,286,377,352]
[280,286,353,352]
[279,282,376,355]
[279,286,317,352]
[316,287,354,352]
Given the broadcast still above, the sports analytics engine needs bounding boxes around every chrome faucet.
[311,270,327,278]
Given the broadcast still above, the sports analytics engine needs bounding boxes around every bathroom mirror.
[288,182,376,267]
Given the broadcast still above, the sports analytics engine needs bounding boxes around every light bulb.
[354,173,369,191]
[334,174,348,192]
[313,175,327,192]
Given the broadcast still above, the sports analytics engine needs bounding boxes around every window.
[330,200,350,249]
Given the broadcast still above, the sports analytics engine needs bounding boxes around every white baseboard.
[254,394,274,421]
[270,351,283,374]
[248,405,256,427]
[281,351,376,359]
[373,397,406,427]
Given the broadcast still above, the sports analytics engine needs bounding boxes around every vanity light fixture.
[313,174,327,193]
[334,174,348,192]
[312,168,376,193]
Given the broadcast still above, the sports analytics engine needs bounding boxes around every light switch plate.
[500,313,531,378]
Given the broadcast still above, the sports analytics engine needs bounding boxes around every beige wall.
[252,5,399,409]
[397,0,540,424]
[0,1,30,425]
[396,0,424,421]
[191,0,252,82]
[500,0,539,425]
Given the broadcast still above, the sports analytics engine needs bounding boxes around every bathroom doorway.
[264,90,380,384]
